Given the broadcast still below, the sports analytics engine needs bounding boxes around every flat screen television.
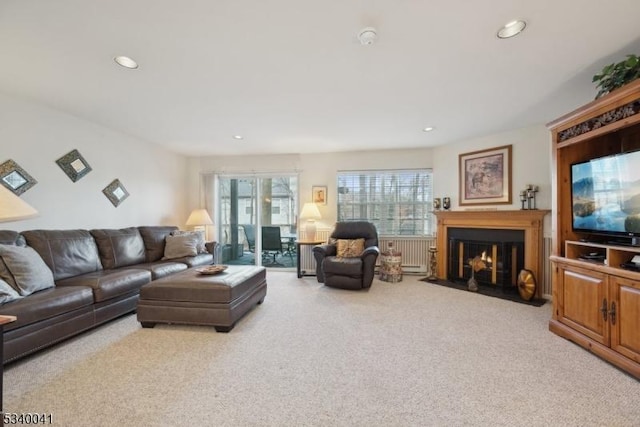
[571,150,640,244]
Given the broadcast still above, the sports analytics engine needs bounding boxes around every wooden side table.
[296,241,323,278]
[1,315,17,424]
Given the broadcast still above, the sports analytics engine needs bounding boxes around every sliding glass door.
[218,174,297,268]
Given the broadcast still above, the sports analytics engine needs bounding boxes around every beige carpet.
[5,273,640,426]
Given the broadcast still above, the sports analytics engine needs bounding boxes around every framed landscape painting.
[459,145,512,206]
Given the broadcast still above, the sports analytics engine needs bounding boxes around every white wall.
[189,125,553,237]
[0,92,188,231]
[0,91,552,236]
[432,124,553,235]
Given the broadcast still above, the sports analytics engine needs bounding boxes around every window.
[337,169,433,236]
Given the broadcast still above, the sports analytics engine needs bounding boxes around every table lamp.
[299,202,321,241]
[186,208,214,238]
[0,185,38,223]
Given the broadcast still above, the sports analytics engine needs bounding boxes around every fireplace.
[434,210,549,298]
[447,228,524,290]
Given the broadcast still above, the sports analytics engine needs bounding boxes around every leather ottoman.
[136,265,266,332]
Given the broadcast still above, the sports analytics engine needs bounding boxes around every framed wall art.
[312,185,327,205]
[102,179,130,207]
[458,145,512,206]
[56,149,92,182]
[0,159,38,195]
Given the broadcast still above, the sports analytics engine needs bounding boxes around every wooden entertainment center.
[547,79,640,379]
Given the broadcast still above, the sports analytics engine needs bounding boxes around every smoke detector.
[358,27,378,45]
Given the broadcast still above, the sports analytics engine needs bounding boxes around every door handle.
[609,301,616,325]
[600,298,608,322]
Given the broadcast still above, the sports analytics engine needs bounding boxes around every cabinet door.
[609,276,640,363]
[557,265,609,345]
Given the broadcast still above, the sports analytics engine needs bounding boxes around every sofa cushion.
[163,234,199,259]
[138,226,179,262]
[0,244,55,296]
[122,261,188,280]
[56,269,151,303]
[0,278,22,304]
[90,227,146,269]
[21,229,102,280]
[322,256,363,277]
[336,238,365,258]
[172,253,214,268]
[170,230,207,253]
[0,286,94,330]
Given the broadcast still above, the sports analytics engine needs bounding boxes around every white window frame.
[337,169,434,236]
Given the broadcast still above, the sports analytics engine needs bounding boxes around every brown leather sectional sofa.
[0,226,215,364]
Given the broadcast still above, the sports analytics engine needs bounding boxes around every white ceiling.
[1,1,639,157]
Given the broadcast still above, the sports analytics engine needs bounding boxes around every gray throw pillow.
[170,230,207,254]
[0,278,22,305]
[0,244,55,296]
[163,234,199,259]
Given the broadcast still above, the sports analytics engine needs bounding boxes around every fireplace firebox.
[447,228,524,290]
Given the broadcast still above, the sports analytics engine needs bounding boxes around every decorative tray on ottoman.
[195,265,228,275]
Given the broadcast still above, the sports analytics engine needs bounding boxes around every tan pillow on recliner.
[336,238,365,258]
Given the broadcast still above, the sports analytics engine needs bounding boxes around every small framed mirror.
[56,149,92,182]
[102,179,130,207]
[0,159,38,195]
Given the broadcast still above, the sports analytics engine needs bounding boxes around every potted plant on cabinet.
[592,54,640,99]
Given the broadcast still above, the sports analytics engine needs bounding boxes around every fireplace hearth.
[434,210,550,299]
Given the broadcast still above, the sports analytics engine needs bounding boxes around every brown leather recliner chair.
[312,221,380,290]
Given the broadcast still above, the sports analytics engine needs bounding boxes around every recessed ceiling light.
[423,127,435,132]
[233,135,243,140]
[497,20,526,39]
[114,56,139,69]
[358,27,378,45]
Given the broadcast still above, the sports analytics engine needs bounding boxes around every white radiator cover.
[298,231,434,275]
[377,237,434,274]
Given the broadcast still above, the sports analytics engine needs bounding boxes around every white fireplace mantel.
[434,209,550,298]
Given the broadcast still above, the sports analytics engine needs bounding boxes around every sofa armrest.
[205,241,219,263]
[312,244,336,282]
[312,244,336,258]
[361,246,380,259]
[361,246,380,288]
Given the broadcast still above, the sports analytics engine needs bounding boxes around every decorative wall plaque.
[0,159,38,195]
[102,179,130,207]
[56,149,92,182]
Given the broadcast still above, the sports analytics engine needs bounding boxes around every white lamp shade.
[185,209,214,226]
[0,185,38,223]
[299,203,321,220]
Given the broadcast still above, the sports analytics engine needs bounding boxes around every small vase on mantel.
[443,197,451,210]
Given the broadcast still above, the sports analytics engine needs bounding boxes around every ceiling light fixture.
[497,20,526,39]
[358,27,378,45]
[114,56,139,69]
[233,135,243,140]
[423,127,435,132]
